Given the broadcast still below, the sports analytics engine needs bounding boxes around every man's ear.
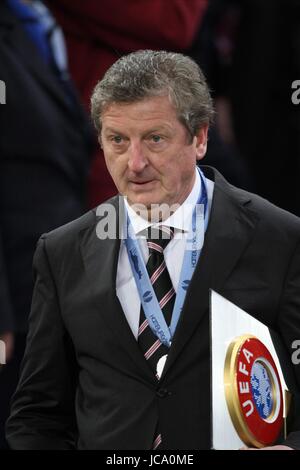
[194,124,209,161]
[98,135,103,149]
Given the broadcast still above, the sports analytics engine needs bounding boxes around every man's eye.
[151,135,163,143]
[111,136,123,144]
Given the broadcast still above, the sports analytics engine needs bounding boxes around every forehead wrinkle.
[101,96,185,138]
[102,117,176,137]
[102,96,177,121]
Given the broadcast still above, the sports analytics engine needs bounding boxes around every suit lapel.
[161,167,260,379]
[80,196,156,384]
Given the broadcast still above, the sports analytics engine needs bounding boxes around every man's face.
[100,95,208,211]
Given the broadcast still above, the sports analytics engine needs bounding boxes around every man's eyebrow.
[102,127,125,135]
[102,124,174,136]
[145,127,167,133]
[143,125,174,135]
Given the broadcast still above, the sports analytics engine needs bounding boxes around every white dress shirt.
[116,169,214,339]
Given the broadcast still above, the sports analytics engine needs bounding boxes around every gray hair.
[90,50,214,140]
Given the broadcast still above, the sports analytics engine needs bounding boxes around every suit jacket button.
[156,388,171,398]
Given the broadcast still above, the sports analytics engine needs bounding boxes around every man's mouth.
[130,180,155,185]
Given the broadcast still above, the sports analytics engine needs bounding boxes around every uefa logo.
[224,335,283,448]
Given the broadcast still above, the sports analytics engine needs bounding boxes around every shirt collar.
[124,168,201,236]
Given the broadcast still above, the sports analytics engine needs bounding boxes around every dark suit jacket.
[0,3,93,333]
[6,167,300,449]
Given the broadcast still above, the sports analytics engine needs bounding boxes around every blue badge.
[182,280,190,291]
[143,291,153,303]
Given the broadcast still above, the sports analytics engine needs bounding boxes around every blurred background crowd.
[0,0,299,449]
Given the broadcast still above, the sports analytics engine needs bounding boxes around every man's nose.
[127,141,148,172]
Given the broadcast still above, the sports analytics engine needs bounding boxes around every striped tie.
[138,226,175,449]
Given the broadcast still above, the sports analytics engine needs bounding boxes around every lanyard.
[125,168,209,347]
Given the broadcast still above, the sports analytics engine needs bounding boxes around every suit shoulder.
[250,192,300,230]
[40,195,119,248]
[42,209,96,245]
[228,184,300,237]
[205,165,300,235]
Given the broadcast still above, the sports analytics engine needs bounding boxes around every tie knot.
[146,226,174,253]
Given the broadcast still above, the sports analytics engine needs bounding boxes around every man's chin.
[126,195,178,222]
[126,188,158,205]
[126,194,161,208]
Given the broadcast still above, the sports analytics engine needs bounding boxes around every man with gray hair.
[6,50,300,450]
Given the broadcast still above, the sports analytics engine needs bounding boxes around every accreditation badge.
[224,335,283,448]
